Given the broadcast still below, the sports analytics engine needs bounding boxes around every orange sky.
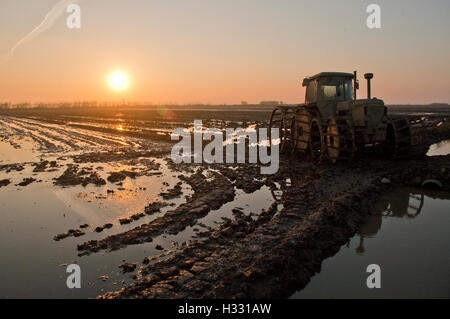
[1,0,449,105]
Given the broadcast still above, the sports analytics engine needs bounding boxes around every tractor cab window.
[318,77,353,101]
[344,81,353,100]
[305,80,318,103]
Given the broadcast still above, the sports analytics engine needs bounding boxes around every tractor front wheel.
[325,116,355,163]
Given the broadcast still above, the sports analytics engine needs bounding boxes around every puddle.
[0,157,191,298]
[427,139,450,156]
[0,140,37,164]
[202,186,276,224]
[291,187,450,299]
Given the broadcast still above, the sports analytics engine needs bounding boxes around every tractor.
[268,71,424,162]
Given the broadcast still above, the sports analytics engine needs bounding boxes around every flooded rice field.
[0,112,278,298]
[0,106,449,298]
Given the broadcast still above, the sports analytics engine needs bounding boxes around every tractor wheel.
[385,117,411,159]
[269,106,294,154]
[291,107,311,154]
[325,117,355,163]
[310,118,325,162]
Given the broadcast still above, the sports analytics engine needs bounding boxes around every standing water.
[427,139,450,156]
[291,187,450,299]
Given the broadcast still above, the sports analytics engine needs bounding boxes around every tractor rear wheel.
[385,118,411,159]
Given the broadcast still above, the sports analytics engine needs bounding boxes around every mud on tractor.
[269,71,425,162]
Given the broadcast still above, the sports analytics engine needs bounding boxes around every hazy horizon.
[1,0,449,105]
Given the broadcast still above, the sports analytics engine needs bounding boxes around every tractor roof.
[305,72,354,80]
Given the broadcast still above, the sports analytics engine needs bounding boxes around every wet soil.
[99,154,450,299]
[0,106,448,299]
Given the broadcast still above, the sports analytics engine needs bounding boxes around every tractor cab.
[302,72,355,104]
[302,72,356,120]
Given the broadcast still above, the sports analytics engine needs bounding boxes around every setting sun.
[107,70,130,92]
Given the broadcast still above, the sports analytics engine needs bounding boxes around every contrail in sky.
[4,0,82,60]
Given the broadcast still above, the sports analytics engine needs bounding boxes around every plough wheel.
[269,106,294,153]
[291,107,311,154]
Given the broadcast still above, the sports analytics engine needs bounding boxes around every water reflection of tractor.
[355,188,450,254]
[269,71,426,162]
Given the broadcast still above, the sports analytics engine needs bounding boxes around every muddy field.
[0,105,449,298]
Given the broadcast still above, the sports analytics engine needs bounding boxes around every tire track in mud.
[76,170,236,256]
[97,163,359,298]
[99,155,450,299]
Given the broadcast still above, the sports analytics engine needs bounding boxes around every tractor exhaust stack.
[364,73,373,99]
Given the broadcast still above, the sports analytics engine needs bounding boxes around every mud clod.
[144,202,168,215]
[54,228,85,241]
[95,226,104,233]
[131,213,145,221]
[107,171,139,183]
[119,217,132,225]
[17,177,36,187]
[159,182,183,199]
[54,165,106,187]
[33,160,56,172]
[0,163,24,173]
[0,179,10,188]
[119,262,137,273]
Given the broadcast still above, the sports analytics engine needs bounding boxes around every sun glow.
[108,70,130,92]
